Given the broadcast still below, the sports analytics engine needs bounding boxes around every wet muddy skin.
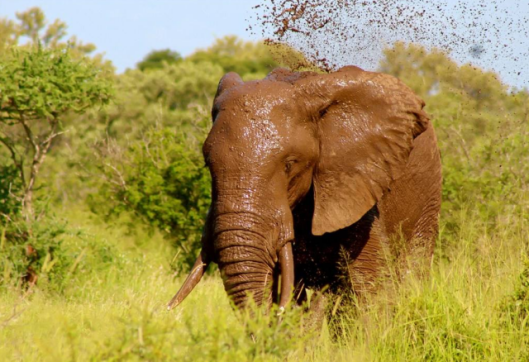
[171,0,527,317]
[170,65,442,311]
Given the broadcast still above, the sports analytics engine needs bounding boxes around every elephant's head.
[168,66,429,310]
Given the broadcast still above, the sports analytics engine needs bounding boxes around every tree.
[0,7,115,211]
[0,7,111,71]
[137,49,182,71]
[188,35,280,79]
[0,18,18,50]
[0,45,113,220]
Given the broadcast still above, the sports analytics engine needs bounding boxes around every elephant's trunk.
[213,206,295,309]
[214,222,276,308]
[167,186,296,310]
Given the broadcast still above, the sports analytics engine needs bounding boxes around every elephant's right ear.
[294,67,429,236]
[212,72,243,121]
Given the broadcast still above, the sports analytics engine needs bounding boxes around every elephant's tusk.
[167,251,209,310]
[278,242,294,309]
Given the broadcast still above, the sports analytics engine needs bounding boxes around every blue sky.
[1,0,262,71]
[2,1,528,89]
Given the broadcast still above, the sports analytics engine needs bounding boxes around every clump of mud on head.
[249,0,529,88]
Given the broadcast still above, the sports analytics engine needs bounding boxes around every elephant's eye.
[285,159,296,174]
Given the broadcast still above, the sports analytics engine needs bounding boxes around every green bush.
[188,35,280,79]
[0,211,123,294]
[0,164,22,219]
[92,126,211,272]
[0,216,68,291]
[137,49,182,72]
[97,60,223,140]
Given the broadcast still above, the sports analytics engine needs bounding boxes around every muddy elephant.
[168,66,442,312]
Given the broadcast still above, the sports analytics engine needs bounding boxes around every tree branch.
[18,112,39,156]
[21,117,61,218]
[104,162,127,190]
[41,129,65,147]
[0,134,26,188]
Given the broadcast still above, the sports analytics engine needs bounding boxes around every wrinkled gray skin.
[168,66,442,312]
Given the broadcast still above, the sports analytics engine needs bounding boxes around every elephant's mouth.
[167,241,295,311]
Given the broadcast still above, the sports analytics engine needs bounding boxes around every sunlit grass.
[1,199,528,361]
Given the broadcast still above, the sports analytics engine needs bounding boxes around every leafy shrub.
[137,49,182,71]
[92,125,211,272]
[99,60,223,139]
[188,35,280,79]
[0,212,123,294]
[0,164,22,219]
[0,216,68,290]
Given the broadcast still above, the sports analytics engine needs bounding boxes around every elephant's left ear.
[212,72,244,121]
[294,67,429,236]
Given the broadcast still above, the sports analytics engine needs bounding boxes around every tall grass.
[1,195,527,361]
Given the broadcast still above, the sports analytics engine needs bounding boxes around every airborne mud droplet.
[250,0,529,88]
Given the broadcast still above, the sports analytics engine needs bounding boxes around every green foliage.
[100,60,222,139]
[0,44,113,220]
[134,60,221,110]
[137,48,182,71]
[0,46,113,120]
[16,7,60,46]
[0,15,114,289]
[188,36,319,80]
[0,216,68,291]
[0,7,105,67]
[0,7,113,217]
[0,18,18,50]
[0,165,22,219]
[188,35,280,80]
[0,207,124,294]
[1,7,528,360]
[93,126,211,271]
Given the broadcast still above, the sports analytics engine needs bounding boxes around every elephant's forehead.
[241,117,282,152]
[208,113,284,165]
[229,83,291,113]
[206,86,295,165]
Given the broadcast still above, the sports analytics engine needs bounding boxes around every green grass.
[1,202,528,361]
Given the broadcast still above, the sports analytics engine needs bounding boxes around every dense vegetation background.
[0,7,528,361]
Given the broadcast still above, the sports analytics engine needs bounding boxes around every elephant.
[167,65,442,314]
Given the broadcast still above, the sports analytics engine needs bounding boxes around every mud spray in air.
[249,0,529,89]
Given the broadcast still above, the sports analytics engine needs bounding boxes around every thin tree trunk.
[19,116,59,220]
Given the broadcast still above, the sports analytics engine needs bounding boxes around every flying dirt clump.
[249,0,529,88]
